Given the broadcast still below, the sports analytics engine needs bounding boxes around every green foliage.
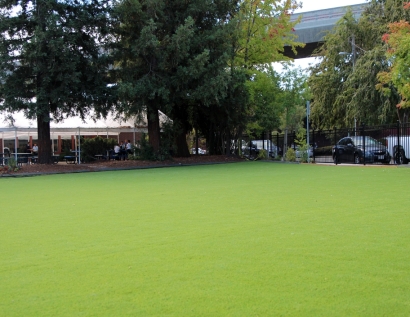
[277,66,310,131]
[0,0,116,163]
[7,157,19,172]
[134,134,156,161]
[294,128,310,163]
[308,4,401,129]
[158,121,175,160]
[256,149,269,160]
[81,137,116,162]
[377,3,410,113]
[245,68,282,134]
[113,0,235,155]
[233,0,302,69]
[132,128,174,162]
[285,147,296,162]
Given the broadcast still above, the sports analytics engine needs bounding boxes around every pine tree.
[113,0,236,156]
[0,0,116,163]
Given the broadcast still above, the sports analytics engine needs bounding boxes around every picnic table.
[64,150,81,164]
[11,153,32,166]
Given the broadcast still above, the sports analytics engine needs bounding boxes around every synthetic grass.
[1,162,409,316]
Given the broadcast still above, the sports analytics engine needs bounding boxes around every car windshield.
[351,136,381,146]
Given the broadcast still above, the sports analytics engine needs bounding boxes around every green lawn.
[1,162,409,316]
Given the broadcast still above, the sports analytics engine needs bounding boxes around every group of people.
[113,140,132,160]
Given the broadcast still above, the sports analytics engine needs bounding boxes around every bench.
[64,156,77,164]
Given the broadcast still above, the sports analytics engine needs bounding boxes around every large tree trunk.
[37,114,53,164]
[174,126,190,157]
[147,107,160,153]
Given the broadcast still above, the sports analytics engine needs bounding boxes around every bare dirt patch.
[3,155,243,176]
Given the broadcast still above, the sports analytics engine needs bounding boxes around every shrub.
[256,149,269,160]
[297,143,310,163]
[285,148,296,162]
[81,137,116,162]
[1,157,19,173]
[134,129,174,161]
[133,134,155,160]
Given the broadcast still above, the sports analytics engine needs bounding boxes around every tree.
[244,67,281,136]
[0,0,115,163]
[214,0,303,153]
[233,0,302,69]
[113,0,236,156]
[113,0,303,157]
[377,2,410,122]
[308,3,401,129]
[277,65,310,133]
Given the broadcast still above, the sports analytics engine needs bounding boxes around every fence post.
[397,120,400,163]
[312,129,315,162]
[362,124,365,166]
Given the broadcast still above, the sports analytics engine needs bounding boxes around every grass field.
[1,162,409,316]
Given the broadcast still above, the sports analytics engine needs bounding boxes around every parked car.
[332,136,391,164]
[230,139,248,155]
[244,140,278,158]
[384,135,410,164]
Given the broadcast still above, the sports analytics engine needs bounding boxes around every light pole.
[349,35,367,134]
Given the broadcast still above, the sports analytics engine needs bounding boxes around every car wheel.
[333,155,338,165]
[395,150,408,165]
[354,154,360,164]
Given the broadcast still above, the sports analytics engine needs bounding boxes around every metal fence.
[234,122,410,165]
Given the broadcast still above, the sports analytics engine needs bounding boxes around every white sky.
[279,0,368,71]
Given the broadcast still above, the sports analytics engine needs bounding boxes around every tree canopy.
[113,0,301,156]
[308,1,409,129]
[377,2,410,121]
[0,0,115,162]
[0,0,305,160]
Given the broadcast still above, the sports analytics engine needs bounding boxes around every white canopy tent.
[0,110,171,162]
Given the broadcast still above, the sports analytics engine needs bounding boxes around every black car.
[332,136,391,164]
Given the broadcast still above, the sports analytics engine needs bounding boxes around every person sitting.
[113,144,120,160]
[32,144,38,155]
[26,143,32,154]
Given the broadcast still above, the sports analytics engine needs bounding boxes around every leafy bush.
[133,128,174,161]
[81,137,116,162]
[298,143,310,163]
[285,148,296,162]
[294,128,310,163]
[1,157,19,173]
[256,149,268,160]
[133,134,155,160]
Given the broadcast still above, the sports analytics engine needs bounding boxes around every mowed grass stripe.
[0,162,409,316]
